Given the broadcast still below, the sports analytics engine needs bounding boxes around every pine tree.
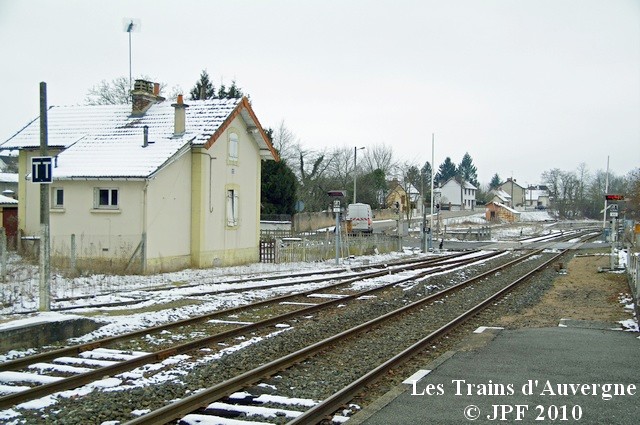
[189,70,215,100]
[457,152,479,187]
[489,173,501,189]
[261,128,297,215]
[421,161,432,189]
[217,83,227,99]
[261,158,298,215]
[435,157,457,185]
[226,80,244,99]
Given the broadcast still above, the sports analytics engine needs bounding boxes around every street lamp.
[353,146,365,203]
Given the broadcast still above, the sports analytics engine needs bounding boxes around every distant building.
[439,177,476,211]
[489,188,511,205]
[485,201,520,223]
[524,185,550,209]
[385,178,424,218]
[498,178,525,207]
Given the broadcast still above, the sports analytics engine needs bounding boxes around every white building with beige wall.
[0,80,278,273]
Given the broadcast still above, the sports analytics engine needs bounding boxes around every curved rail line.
[119,251,571,424]
[0,231,593,417]
[120,234,596,425]
[0,251,502,409]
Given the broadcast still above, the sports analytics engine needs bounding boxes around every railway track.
[16,251,472,313]
[121,245,562,425]
[0,250,501,409]
[0,231,594,423]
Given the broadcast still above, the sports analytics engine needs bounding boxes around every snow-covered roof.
[0,172,18,183]
[0,194,18,205]
[487,201,520,214]
[490,189,511,203]
[441,177,477,190]
[526,189,548,200]
[1,97,277,179]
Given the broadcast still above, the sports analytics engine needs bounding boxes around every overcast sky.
[0,0,638,185]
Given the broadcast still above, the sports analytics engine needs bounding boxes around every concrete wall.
[293,208,399,233]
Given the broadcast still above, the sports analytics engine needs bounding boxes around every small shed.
[485,201,520,223]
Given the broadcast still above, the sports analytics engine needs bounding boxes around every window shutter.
[233,190,239,225]
[226,190,234,226]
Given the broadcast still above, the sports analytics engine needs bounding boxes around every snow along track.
[0,251,500,411]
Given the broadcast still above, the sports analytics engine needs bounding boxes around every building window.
[95,188,119,209]
[229,132,239,162]
[52,187,64,208]
[226,189,238,226]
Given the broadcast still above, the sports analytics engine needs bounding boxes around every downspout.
[142,180,148,273]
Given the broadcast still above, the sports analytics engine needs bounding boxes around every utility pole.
[39,82,51,311]
[429,134,434,250]
[353,146,365,204]
[603,155,609,232]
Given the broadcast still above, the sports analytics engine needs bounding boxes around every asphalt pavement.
[349,322,640,424]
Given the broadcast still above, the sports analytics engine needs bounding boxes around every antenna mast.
[123,18,141,97]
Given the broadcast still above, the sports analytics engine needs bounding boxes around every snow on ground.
[0,250,415,333]
[0,213,637,425]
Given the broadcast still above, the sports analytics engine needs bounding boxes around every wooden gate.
[2,207,18,250]
[259,238,277,263]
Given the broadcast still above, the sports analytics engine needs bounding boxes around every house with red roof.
[0,80,278,273]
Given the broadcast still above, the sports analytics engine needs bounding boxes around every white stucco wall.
[145,149,192,271]
[194,117,261,266]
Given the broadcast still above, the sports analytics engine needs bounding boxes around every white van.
[346,203,373,233]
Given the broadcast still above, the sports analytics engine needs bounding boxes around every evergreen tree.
[226,80,244,99]
[405,165,422,192]
[217,83,227,99]
[489,173,501,189]
[261,128,297,215]
[435,157,457,185]
[457,152,479,187]
[357,168,386,208]
[421,161,432,189]
[189,70,215,100]
[261,158,298,215]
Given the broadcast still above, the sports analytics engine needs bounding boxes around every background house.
[489,188,512,205]
[485,201,521,222]
[524,185,550,209]
[439,177,477,211]
[0,79,278,273]
[385,179,407,213]
[498,178,525,207]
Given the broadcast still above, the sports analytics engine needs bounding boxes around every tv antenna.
[123,18,141,94]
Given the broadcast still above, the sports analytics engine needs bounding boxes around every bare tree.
[85,76,167,105]
[360,143,398,176]
[85,76,131,105]
[271,120,299,165]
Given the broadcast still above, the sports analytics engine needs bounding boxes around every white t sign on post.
[31,156,53,184]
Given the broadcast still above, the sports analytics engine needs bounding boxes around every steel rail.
[54,250,455,303]
[0,252,471,373]
[289,250,568,424]
[121,249,552,425]
[0,251,496,409]
[289,236,598,424]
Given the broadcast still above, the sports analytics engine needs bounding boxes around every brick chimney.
[171,94,189,136]
[131,79,165,116]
